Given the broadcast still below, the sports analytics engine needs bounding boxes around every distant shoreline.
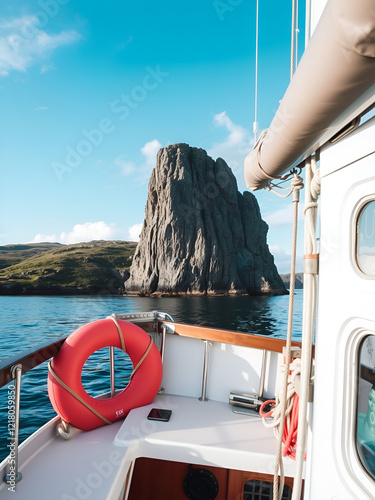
[0,241,302,296]
[0,287,290,297]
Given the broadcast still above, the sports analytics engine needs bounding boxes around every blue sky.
[0,0,306,273]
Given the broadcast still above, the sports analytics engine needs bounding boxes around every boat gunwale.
[0,319,306,389]
[0,336,67,388]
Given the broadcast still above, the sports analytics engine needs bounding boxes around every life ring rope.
[107,314,154,380]
[48,360,112,425]
[130,336,153,380]
[107,315,126,352]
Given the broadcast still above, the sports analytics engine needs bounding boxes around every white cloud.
[127,223,143,242]
[141,139,162,167]
[59,222,118,244]
[31,221,122,245]
[34,105,48,111]
[116,139,162,183]
[264,205,293,227]
[263,203,305,227]
[0,15,81,76]
[114,155,136,176]
[0,15,36,30]
[269,245,303,275]
[32,232,57,243]
[208,111,253,185]
[136,139,162,183]
[212,111,248,146]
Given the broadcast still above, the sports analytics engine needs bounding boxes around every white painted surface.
[161,333,280,402]
[0,329,287,500]
[0,394,299,500]
[308,118,375,499]
[319,116,375,179]
[0,417,129,500]
[115,394,298,478]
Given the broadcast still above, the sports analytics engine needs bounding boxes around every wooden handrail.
[160,321,303,354]
[0,337,67,388]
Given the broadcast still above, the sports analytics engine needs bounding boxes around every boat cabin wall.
[309,116,375,499]
[161,333,282,403]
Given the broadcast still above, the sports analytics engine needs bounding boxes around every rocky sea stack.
[125,144,286,296]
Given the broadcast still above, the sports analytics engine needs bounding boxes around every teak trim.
[159,321,304,354]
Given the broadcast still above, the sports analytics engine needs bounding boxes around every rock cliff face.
[125,144,286,295]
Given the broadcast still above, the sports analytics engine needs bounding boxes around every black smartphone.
[147,408,172,422]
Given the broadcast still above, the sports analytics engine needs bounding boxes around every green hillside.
[0,242,63,269]
[0,241,137,295]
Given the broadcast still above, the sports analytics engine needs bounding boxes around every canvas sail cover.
[244,0,375,190]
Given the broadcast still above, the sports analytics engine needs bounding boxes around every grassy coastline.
[0,241,137,295]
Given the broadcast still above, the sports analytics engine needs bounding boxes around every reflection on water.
[0,291,303,360]
[125,292,302,340]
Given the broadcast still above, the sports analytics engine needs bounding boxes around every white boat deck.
[0,394,299,500]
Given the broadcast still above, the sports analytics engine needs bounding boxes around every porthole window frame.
[339,322,375,498]
[356,334,375,481]
[353,195,375,279]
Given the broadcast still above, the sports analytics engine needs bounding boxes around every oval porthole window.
[357,335,375,479]
[357,201,375,275]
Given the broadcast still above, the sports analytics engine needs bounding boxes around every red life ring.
[47,318,163,431]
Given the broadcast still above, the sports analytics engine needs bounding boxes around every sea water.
[0,291,302,463]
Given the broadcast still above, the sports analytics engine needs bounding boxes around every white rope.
[271,172,303,500]
[291,155,320,500]
[267,187,294,198]
[310,159,320,201]
[262,159,319,500]
[57,419,73,440]
[291,0,297,80]
[107,315,126,352]
[305,0,311,49]
[295,0,300,71]
[268,169,304,198]
[262,359,301,436]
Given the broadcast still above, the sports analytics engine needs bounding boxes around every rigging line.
[305,0,311,48]
[273,173,304,500]
[267,187,293,198]
[295,0,299,68]
[269,171,302,190]
[268,182,293,191]
[253,0,259,142]
[290,0,297,80]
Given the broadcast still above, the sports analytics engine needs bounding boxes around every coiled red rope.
[260,392,304,460]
